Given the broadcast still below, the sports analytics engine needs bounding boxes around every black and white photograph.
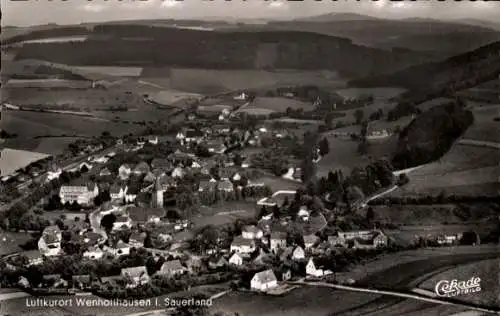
[0,0,499,315]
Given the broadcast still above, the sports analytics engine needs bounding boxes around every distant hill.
[266,19,500,58]
[454,19,500,31]
[349,41,500,104]
[293,13,380,22]
[9,24,433,79]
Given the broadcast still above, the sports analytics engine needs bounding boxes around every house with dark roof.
[125,185,140,203]
[251,269,278,291]
[230,236,256,254]
[133,162,150,175]
[22,250,44,266]
[208,256,228,270]
[242,225,263,240]
[121,266,150,288]
[99,167,112,177]
[147,135,159,145]
[72,275,91,290]
[38,225,62,256]
[112,215,132,231]
[127,207,165,224]
[156,260,187,277]
[198,179,217,192]
[218,179,234,192]
[129,232,147,248]
[270,231,287,253]
[151,158,173,171]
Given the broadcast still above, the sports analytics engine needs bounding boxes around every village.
[0,98,481,303]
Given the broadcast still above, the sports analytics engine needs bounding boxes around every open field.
[0,231,33,256]
[418,259,500,308]
[193,201,258,227]
[211,287,381,316]
[252,176,301,192]
[389,166,499,197]
[1,111,145,138]
[4,79,92,89]
[417,98,455,112]
[371,204,499,227]
[166,68,346,94]
[0,148,51,176]
[316,136,396,176]
[74,66,143,77]
[2,88,146,110]
[3,137,85,156]
[246,97,313,112]
[149,90,202,107]
[334,87,406,100]
[463,105,500,143]
[384,223,498,247]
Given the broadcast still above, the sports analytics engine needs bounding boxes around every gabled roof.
[133,162,150,173]
[110,183,125,194]
[22,249,43,260]
[127,206,166,223]
[119,164,133,170]
[218,179,234,191]
[130,232,146,242]
[243,225,261,234]
[185,129,204,138]
[270,231,287,240]
[121,266,148,278]
[253,269,277,284]
[231,236,255,247]
[159,260,185,274]
[72,275,91,283]
[304,234,318,244]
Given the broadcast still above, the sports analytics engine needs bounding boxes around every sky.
[2,0,500,27]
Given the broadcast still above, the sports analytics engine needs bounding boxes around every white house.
[306,258,332,277]
[121,266,150,288]
[118,164,132,180]
[46,169,62,182]
[83,247,104,260]
[125,186,139,203]
[110,184,127,200]
[229,253,243,266]
[59,182,99,206]
[292,246,305,260]
[230,236,256,254]
[303,234,318,249]
[112,216,133,231]
[172,167,185,178]
[104,241,130,257]
[242,225,263,240]
[148,135,159,145]
[38,226,62,257]
[251,269,278,292]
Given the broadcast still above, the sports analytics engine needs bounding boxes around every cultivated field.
[74,66,143,77]
[252,176,301,192]
[1,111,145,139]
[371,204,499,227]
[334,87,406,100]
[0,148,51,176]
[211,287,381,316]
[244,97,313,113]
[418,259,500,308]
[149,90,202,107]
[417,98,454,112]
[4,79,93,89]
[2,88,146,110]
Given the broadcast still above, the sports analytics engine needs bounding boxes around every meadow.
[0,148,51,176]
[165,68,346,94]
[463,105,500,143]
[244,97,313,113]
[418,259,500,308]
[0,231,33,256]
[334,87,406,100]
[315,137,395,176]
[74,66,143,77]
[2,111,145,139]
[211,287,382,316]
[3,88,146,110]
[193,201,258,228]
[149,90,202,107]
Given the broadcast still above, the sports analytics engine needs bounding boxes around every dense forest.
[391,100,474,169]
[12,24,432,78]
[349,41,500,104]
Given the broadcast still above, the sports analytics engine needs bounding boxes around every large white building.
[59,181,99,205]
[251,269,278,292]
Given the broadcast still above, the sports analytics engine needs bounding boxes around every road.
[458,139,500,149]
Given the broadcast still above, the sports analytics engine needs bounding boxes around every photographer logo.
[435,277,481,297]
